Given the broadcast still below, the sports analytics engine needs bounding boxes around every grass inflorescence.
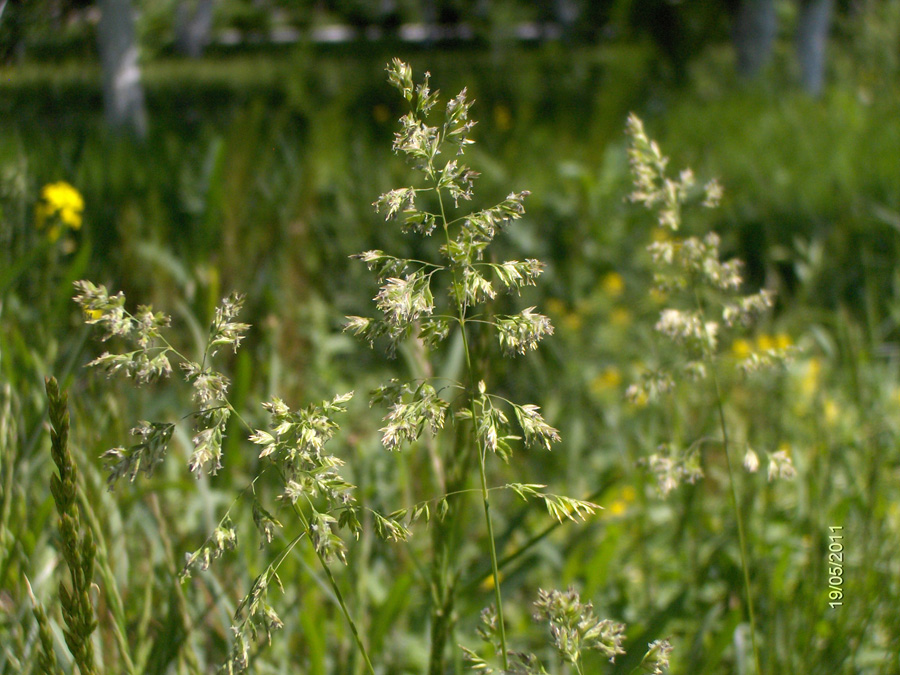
[45,376,98,675]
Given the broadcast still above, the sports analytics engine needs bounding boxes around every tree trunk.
[733,0,777,78]
[97,0,147,138]
[553,0,580,35]
[796,0,834,95]
[175,0,215,58]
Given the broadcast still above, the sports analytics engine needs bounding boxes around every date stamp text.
[827,526,843,608]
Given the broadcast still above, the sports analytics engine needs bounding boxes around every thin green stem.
[478,446,508,667]
[229,403,375,675]
[291,492,376,675]
[76,490,138,675]
[710,369,762,675]
[0,385,16,581]
[147,495,201,675]
[694,288,761,675]
[460,483,613,596]
[376,253,444,270]
[438,186,509,669]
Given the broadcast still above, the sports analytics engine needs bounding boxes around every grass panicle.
[346,60,624,674]
[626,113,799,675]
[75,284,382,673]
[45,376,98,675]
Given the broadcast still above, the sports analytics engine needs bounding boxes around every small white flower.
[703,179,723,208]
[743,448,760,473]
[767,449,797,481]
[645,639,673,674]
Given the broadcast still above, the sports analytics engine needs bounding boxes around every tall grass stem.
[696,287,762,675]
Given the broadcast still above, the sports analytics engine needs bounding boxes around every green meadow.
[1,15,899,674]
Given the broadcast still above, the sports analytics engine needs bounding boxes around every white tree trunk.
[175,0,215,58]
[734,0,778,78]
[796,0,834,95]
[97,0,147,138]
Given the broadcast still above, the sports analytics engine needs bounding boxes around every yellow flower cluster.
[731,332,793,359]
[800,357,821,398]
[590,367,622,395]
[601,271,624,298]
[605,485,636,518]
[35,181,84,242]
[757,333,793,352]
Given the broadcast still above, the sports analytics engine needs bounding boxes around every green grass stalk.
[45,376,98,675]
[291,494,377,675]
[232,404,378,675]
[696,290,762,675]
[75,488,138,674]
[25,576,63,675]
[148,494,202,675]
[711,369,762,675]
[441,184,509,670]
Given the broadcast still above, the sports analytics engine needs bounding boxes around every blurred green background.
[1,1,899,673]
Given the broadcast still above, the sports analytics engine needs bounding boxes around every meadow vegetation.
[1,37,899,675]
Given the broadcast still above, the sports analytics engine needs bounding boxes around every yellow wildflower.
[731,338,753,359]
[590,367,622,395]
[800,357,821,399]
[888,502,900,533]
[775,333,793,350]
[606,486,636,518]
[756,334,775,352]
[36,181,84,242]
[479,569,505,592]
[651,227,673,243]
[601,271,625,298]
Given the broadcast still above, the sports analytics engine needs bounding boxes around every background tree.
[174,0,215,58]
[733,0,777,78]
[733,0,835,94]
[98,0,147,137]
[796,0,834,94]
